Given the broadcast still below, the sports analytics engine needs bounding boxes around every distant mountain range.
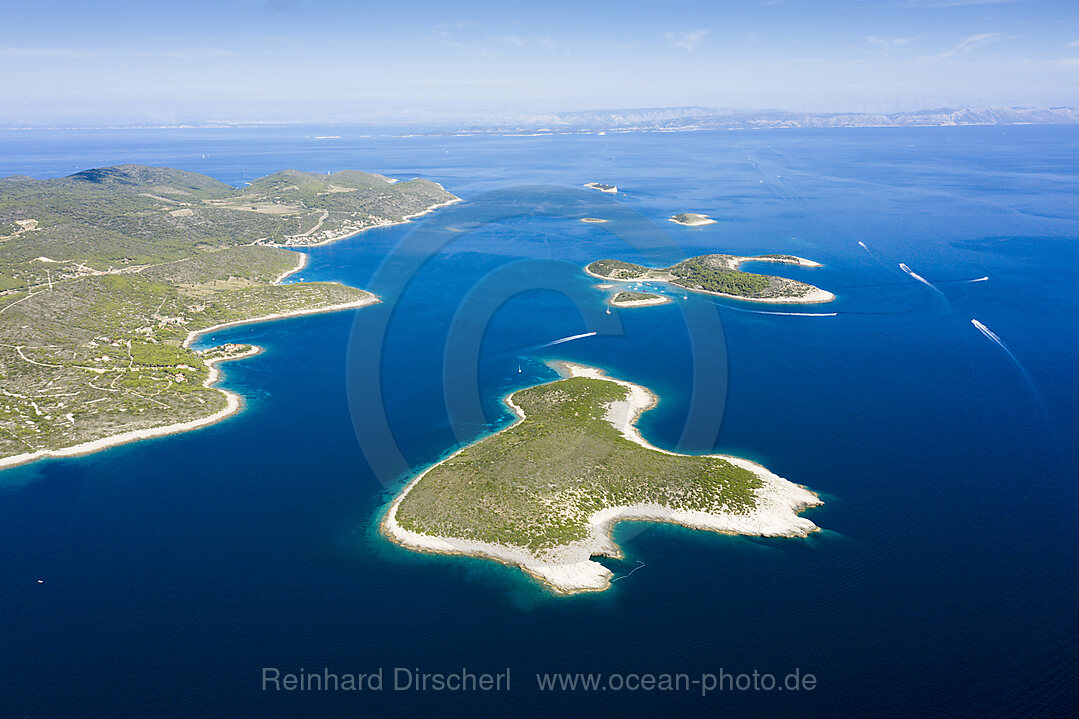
[453,106,1079,134]
[8,106,1077,133]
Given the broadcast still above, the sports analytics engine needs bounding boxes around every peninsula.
[383,362,822,594]
[0,165,459,468]
[586,253,833,303]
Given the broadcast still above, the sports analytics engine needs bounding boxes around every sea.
[0,125,1076,717]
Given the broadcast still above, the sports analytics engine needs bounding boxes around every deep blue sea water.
[1,126,1077,717]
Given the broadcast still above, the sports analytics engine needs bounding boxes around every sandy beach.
[381,362,822,595]
[271,251,308,284]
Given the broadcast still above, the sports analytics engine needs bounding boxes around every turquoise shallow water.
[0,126,1077,717]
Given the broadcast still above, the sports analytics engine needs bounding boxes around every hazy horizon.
[2,0,1078,125]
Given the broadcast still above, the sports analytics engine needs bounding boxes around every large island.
[586,253,833,303]
[383,362,821,594]
[0,165,459,468]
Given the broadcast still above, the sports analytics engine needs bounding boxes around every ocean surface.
[1,126,1076,717]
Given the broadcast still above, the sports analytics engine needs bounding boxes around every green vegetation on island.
[587,259,648,280]
[393,375,761,552]
[586,253,832,303]
[611,291,667,306]
[0,165,459,466]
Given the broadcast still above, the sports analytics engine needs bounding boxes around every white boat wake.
[899,262,935,288]
[970,319,1043,399]
[724,305,836,317]
[538,331,597,349]
[971,319,1017,361]
[970,319,1063,462]
[750,310,836,317]
[610,560,646,583]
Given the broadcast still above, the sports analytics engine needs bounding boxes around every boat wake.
[724,306,837,317]
[857,240,883,264]
[899,262,935,289]
[970,319,1064,467]
[610,560,646,583]
[537,331,598,349]
[971,319,1021,366]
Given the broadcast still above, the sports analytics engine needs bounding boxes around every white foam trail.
[724,305,836,317]
[610,560,646,583]
[858,241,868,250]
[971,319,1039,392]
[898,262,934,287]
[971,319,1008,350]
[539,331,597,348]
[970,326,1064,463]
[748,311,837,317]
[967,276,989,283]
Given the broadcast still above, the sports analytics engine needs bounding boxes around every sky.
[1,0,1078,125]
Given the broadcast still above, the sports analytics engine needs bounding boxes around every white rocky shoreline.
[381,362,823,595]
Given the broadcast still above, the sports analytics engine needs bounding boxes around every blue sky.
[1,0,1077,124]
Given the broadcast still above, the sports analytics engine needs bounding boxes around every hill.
[0,165,459,467]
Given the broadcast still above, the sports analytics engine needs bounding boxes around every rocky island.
[383,362,822,594]
[584,182,618,194]
[586,253,833,303]
[668,212,717,226]
[0,165,459,468]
